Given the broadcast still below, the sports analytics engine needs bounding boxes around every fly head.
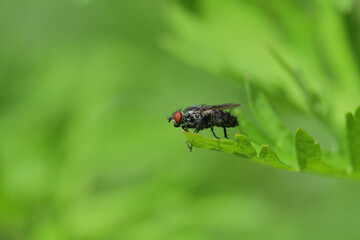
[167,111,183,128]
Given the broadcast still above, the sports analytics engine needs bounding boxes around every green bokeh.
[1,0,360,239]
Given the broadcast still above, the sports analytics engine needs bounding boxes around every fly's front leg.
[182,125,193,151]
[185,140,193,152]
[182,124,189,132]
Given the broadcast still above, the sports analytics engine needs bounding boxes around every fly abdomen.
[212,110,238,128]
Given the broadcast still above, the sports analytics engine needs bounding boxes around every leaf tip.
[295,127,303,132]
[346,112,353,121]
[294,127,306,138]
[355,107,360,118]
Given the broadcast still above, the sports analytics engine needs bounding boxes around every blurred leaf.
[164,0,360,133]
[241,81,298,168]
[346,106,360,172]
[295,128,322,170]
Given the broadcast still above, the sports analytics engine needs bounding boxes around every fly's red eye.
[174,111,181,123]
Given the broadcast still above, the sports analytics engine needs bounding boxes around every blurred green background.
[1,0,360,239]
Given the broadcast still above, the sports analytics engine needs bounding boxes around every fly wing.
[203,103,241,111]
[200,103,241,116]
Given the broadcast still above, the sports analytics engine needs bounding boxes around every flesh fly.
[167,103,241,151]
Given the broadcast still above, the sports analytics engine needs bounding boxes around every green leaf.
[255,145,294,171]
[233,134,257,157]
[243,81,296,167]
[236,111,273,147]
[346,107,360,172]
[245,82,287,139]
[294,128,349,176]
[184,126,351,178]
[294,128,321,170]
[183,131,256,158]
[184,131,295,171]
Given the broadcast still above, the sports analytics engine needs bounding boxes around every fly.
[167,103,241,151]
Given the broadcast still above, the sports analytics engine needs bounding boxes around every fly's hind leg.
[223,127,229,139]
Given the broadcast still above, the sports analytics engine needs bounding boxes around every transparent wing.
[203,103,241,110]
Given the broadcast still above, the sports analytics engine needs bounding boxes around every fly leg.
[194,115,209,133]
[223,127,229,139]
[194,126,199,133]
[186,140,193,152]
[182,125,192,151]
[210,113,220,139]
[194,124,201,133]
[211,126,219,139]
[182,125,189,132]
